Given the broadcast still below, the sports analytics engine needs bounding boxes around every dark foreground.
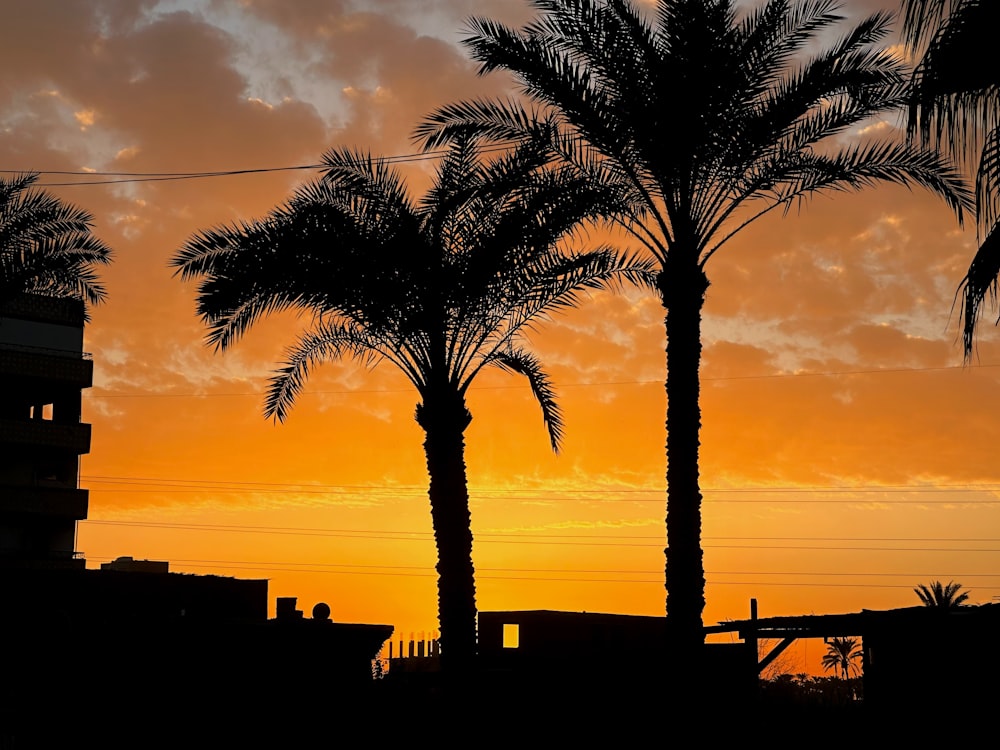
[0,673,957,748]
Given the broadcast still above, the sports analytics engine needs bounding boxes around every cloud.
[7,1,1000,633]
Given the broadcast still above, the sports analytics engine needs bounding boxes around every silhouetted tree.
[0,172,111,312]
[914,580,971,608]
[417,0,972,672]
[821,637,863,679]
[758,637,797,680]
[901,1,999,356]
[172,137,652,678]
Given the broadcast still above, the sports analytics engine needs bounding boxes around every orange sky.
[3,0,998,674]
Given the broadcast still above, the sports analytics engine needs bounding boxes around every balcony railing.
[0,418,92,453]
[0,293,85,326]
[0,345,93,385]
[0,485,90,521]
[0,551,86,570]
[0,486,88,518]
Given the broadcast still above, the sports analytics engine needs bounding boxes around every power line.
[35,168,323,187]
[79,519,1000,550]
[80,486,1000,504]
[7,141,521,187]
[78,362,1000,401]
[79,473,1000,496]
[82,489,1000,504]
[79,554,1000,589]
[77,515,1000,543]
[3,167,322,177]
[81,554,1000,578]
[85,518,1000,541]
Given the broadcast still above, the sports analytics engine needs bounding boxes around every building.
[478,609,669,675]
[710,600,1000,711]
[2,567,393,742]
[0,293,395,742]
[476,609,754,712]
[0,293,91,569]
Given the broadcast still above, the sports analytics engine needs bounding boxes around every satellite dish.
[312,602,331,621]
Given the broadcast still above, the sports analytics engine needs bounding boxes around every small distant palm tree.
[1,172,111,312]
[914,580,971,608]
[821,637,863,680]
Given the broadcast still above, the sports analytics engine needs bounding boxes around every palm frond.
[415,98,555,151]
[904,1,998,161]
[773,141,971,222]
[976,126,1000,237]
[736,0,843,98]
[320,147,416,215]
[957,224,1000,357]
[483,247,657,361]
[266,320,388,422]
[901,1,998,356]
[0,172,111,312]
[488,346,564,452]
[902,0,950,52]
[175,176,434,353]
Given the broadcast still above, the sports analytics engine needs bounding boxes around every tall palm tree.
[417,0,972,667]
[0,172,111,312]
[901,1,999,356]
[172,137,653,677]
[914,580,971,608]
[821,636,863,680]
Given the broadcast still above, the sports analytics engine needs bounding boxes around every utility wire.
[79,362,1000,401]
[5,141,521,187]
[80,554,1000,589]
[82,490,1000,504]
[81,554,1000,578]
[79,473,1000,495]
[79,519,1000,542]
[79,519,1000,550]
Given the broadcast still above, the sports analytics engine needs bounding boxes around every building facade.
[0,293,92,569]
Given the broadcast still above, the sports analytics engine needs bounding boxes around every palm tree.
[914,580,971,608]
[1,172,111,312]
[172,137,653,678]
[901,1,999,356]
[821,637,863,679]
[416,0,972,667]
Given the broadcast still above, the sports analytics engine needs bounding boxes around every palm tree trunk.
[415,390,477,679]
[658,256,710,675]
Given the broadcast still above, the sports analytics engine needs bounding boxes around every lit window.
[502,623,519,649]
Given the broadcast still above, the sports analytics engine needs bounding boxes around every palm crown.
[175,138,649,433]
[914,580,971,608]
[821,636,863,679]
[419,0,969,266]
[173,137,653,674]
[416,0,973,667]
[0,172,111,311]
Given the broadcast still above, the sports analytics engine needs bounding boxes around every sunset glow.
[4,0,999,675]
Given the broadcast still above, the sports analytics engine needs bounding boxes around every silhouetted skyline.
[1,0,997,677]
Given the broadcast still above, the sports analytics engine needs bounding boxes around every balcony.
[0,293,85,327]
[0,345,93,386]
[0,551,86,570]
[0,486,88,519]
[0,419,92,453]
